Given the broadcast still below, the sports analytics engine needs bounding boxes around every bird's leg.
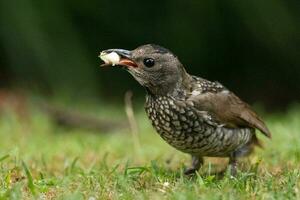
[229,153,238,177]
[184,155,203,175]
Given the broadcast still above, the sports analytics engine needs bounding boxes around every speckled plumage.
[100,44,271,175]
[145,91,253,157]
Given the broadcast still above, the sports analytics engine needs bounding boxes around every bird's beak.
[99,49,138,68]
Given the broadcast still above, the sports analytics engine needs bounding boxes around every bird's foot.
[184,167,198,175]
[184,155,203,176]
[229,153,238,177]
[229,164,237,177]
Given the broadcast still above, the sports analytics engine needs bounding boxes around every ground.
[0,98,299,200]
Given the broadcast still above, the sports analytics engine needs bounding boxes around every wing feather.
[188,90,271,138]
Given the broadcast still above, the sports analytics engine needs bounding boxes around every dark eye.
[143,58,155,67]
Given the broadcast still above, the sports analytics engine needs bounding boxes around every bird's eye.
[143,58,155,67]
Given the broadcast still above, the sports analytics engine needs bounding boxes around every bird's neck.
[146,70,192,98]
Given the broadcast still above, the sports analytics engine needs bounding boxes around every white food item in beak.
[99,52,120,66]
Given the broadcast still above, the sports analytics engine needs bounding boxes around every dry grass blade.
[124,91,140,152]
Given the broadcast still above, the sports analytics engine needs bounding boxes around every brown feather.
[188,91,272,138]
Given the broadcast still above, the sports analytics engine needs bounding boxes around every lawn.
[0,98,299,199]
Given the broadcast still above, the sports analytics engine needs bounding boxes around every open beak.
[99,49,138,68]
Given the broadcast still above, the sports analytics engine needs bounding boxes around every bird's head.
[99,44,188,95]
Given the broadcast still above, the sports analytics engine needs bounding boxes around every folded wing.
[188,90,271,138]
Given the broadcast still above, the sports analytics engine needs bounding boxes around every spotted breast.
[145,94,254,157]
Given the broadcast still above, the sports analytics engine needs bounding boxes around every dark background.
[0,0,299,109]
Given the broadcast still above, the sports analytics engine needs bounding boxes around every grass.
[0,99,299,199]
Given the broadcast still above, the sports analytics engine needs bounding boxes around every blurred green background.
[0,0,299,109]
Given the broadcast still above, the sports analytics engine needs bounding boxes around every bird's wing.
[187,88,271,138]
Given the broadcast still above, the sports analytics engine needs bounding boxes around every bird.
[99,44,271,176]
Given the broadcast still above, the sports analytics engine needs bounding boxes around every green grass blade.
[0,155,9,163]
[22,161,36,196]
